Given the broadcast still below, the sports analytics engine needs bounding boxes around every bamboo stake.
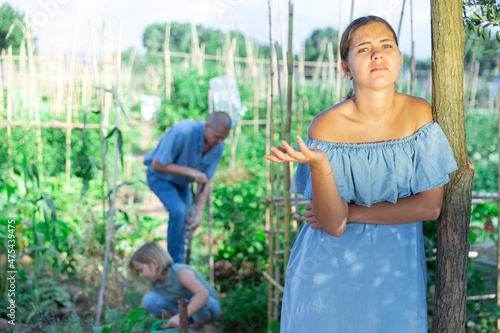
[65,13,81,180]
[266,0,276,329]
[103,47,112,130]
[397,0,407,40]
[19,39,27,116]
[89,18,111,193]
[88,17,111,242]
[164,22,172,100]
[284,0,294,270]
[0,50,4,118]
[470,61,479,109]
[6,47,13,169]
[496,54,500,332]
[26,20,42,170]
[327,41,335,100]
[82,52,89,106]
[278,0,288,93]
[96,20,122,326]
[338,0,345,98]
[298,49,305,134]
[312,39,327,85]
[125,47,136,92]
[207,92,214,285]
[245,37,260,135]
[465,42,478,111]
[191,23,200,71]
[409,0,415,95]
[56,48,64,118]
[199,43,205,75]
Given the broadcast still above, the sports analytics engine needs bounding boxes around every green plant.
[220,282,268,332]
[213,181,267,279]
[92,307,156,333]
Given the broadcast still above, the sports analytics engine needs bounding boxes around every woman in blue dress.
[264,16,457,332]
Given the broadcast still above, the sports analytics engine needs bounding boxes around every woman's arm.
[348,186,443,224]
[264,136,348,237]
[304,186,444,228]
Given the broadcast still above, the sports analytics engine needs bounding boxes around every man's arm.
[152,158,207,184]
[186,180,211,231]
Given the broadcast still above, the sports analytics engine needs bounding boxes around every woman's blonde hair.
[129,242,173,280]
[340,15,399,99]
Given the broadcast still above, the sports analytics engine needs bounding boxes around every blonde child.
[129,242,220,333]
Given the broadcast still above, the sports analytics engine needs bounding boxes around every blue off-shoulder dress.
[281,121,458,333]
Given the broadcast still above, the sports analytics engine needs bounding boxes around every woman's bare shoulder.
[398,94,433,129]
[308,100,353,141]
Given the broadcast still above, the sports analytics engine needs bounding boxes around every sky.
[5,0,432,59]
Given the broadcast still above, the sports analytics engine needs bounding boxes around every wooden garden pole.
[496,53,500,331]
[56,48,64,118]
[88,18,110,193]
[465,42,478,111]
[312,39,326,86]
[65,16,80,180]
[82,52,89,106]
[207,91,215,285]
[470,60,479,109]
[338,0,345,99]
[266,0,276,329]
[409,0,415,95]
[0,50,4,118]
[278,0,288,94]
[96,20,122,326]
[245,37,260,135]
[164,22,172,100]
[284,0,294,268]
[274,44,284,311]
[397,0,407,40]
[6,48,13,168]
[350,0,355,21]
[298,49,305,134]
[24,19,42,170]
[19,39,27,116]
[430,0,474,331]
[327,41,335,100]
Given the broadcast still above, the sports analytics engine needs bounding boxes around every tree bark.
[431,0,474,332]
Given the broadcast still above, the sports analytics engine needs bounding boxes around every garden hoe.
[185,183,205,265]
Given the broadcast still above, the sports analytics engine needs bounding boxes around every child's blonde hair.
[129,242,174,280]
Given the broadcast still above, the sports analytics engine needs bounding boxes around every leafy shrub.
[220,282,268,333]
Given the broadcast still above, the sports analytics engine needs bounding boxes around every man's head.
[204,111,231,149]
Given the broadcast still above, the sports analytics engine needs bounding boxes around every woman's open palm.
[264,135,327,166]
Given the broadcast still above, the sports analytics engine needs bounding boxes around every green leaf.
[103,87,128,119]
[469,231,477,244]
[106,127,117,140]
[483,47,500,53]
[89,156,103,170]
[31,163,40,188]
[117,128,124,167]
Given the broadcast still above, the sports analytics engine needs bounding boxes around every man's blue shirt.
[144,120,225,187]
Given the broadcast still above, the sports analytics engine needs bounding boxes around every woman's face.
[342,22,402,91]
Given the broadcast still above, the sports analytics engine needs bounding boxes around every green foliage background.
[0,6,499,331]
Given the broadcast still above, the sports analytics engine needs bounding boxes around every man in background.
[144,111,231,263]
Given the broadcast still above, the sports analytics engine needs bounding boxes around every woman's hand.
[304,201,323,229]
[264,135,327,168]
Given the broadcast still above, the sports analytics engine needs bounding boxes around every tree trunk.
[431,0,474,332]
